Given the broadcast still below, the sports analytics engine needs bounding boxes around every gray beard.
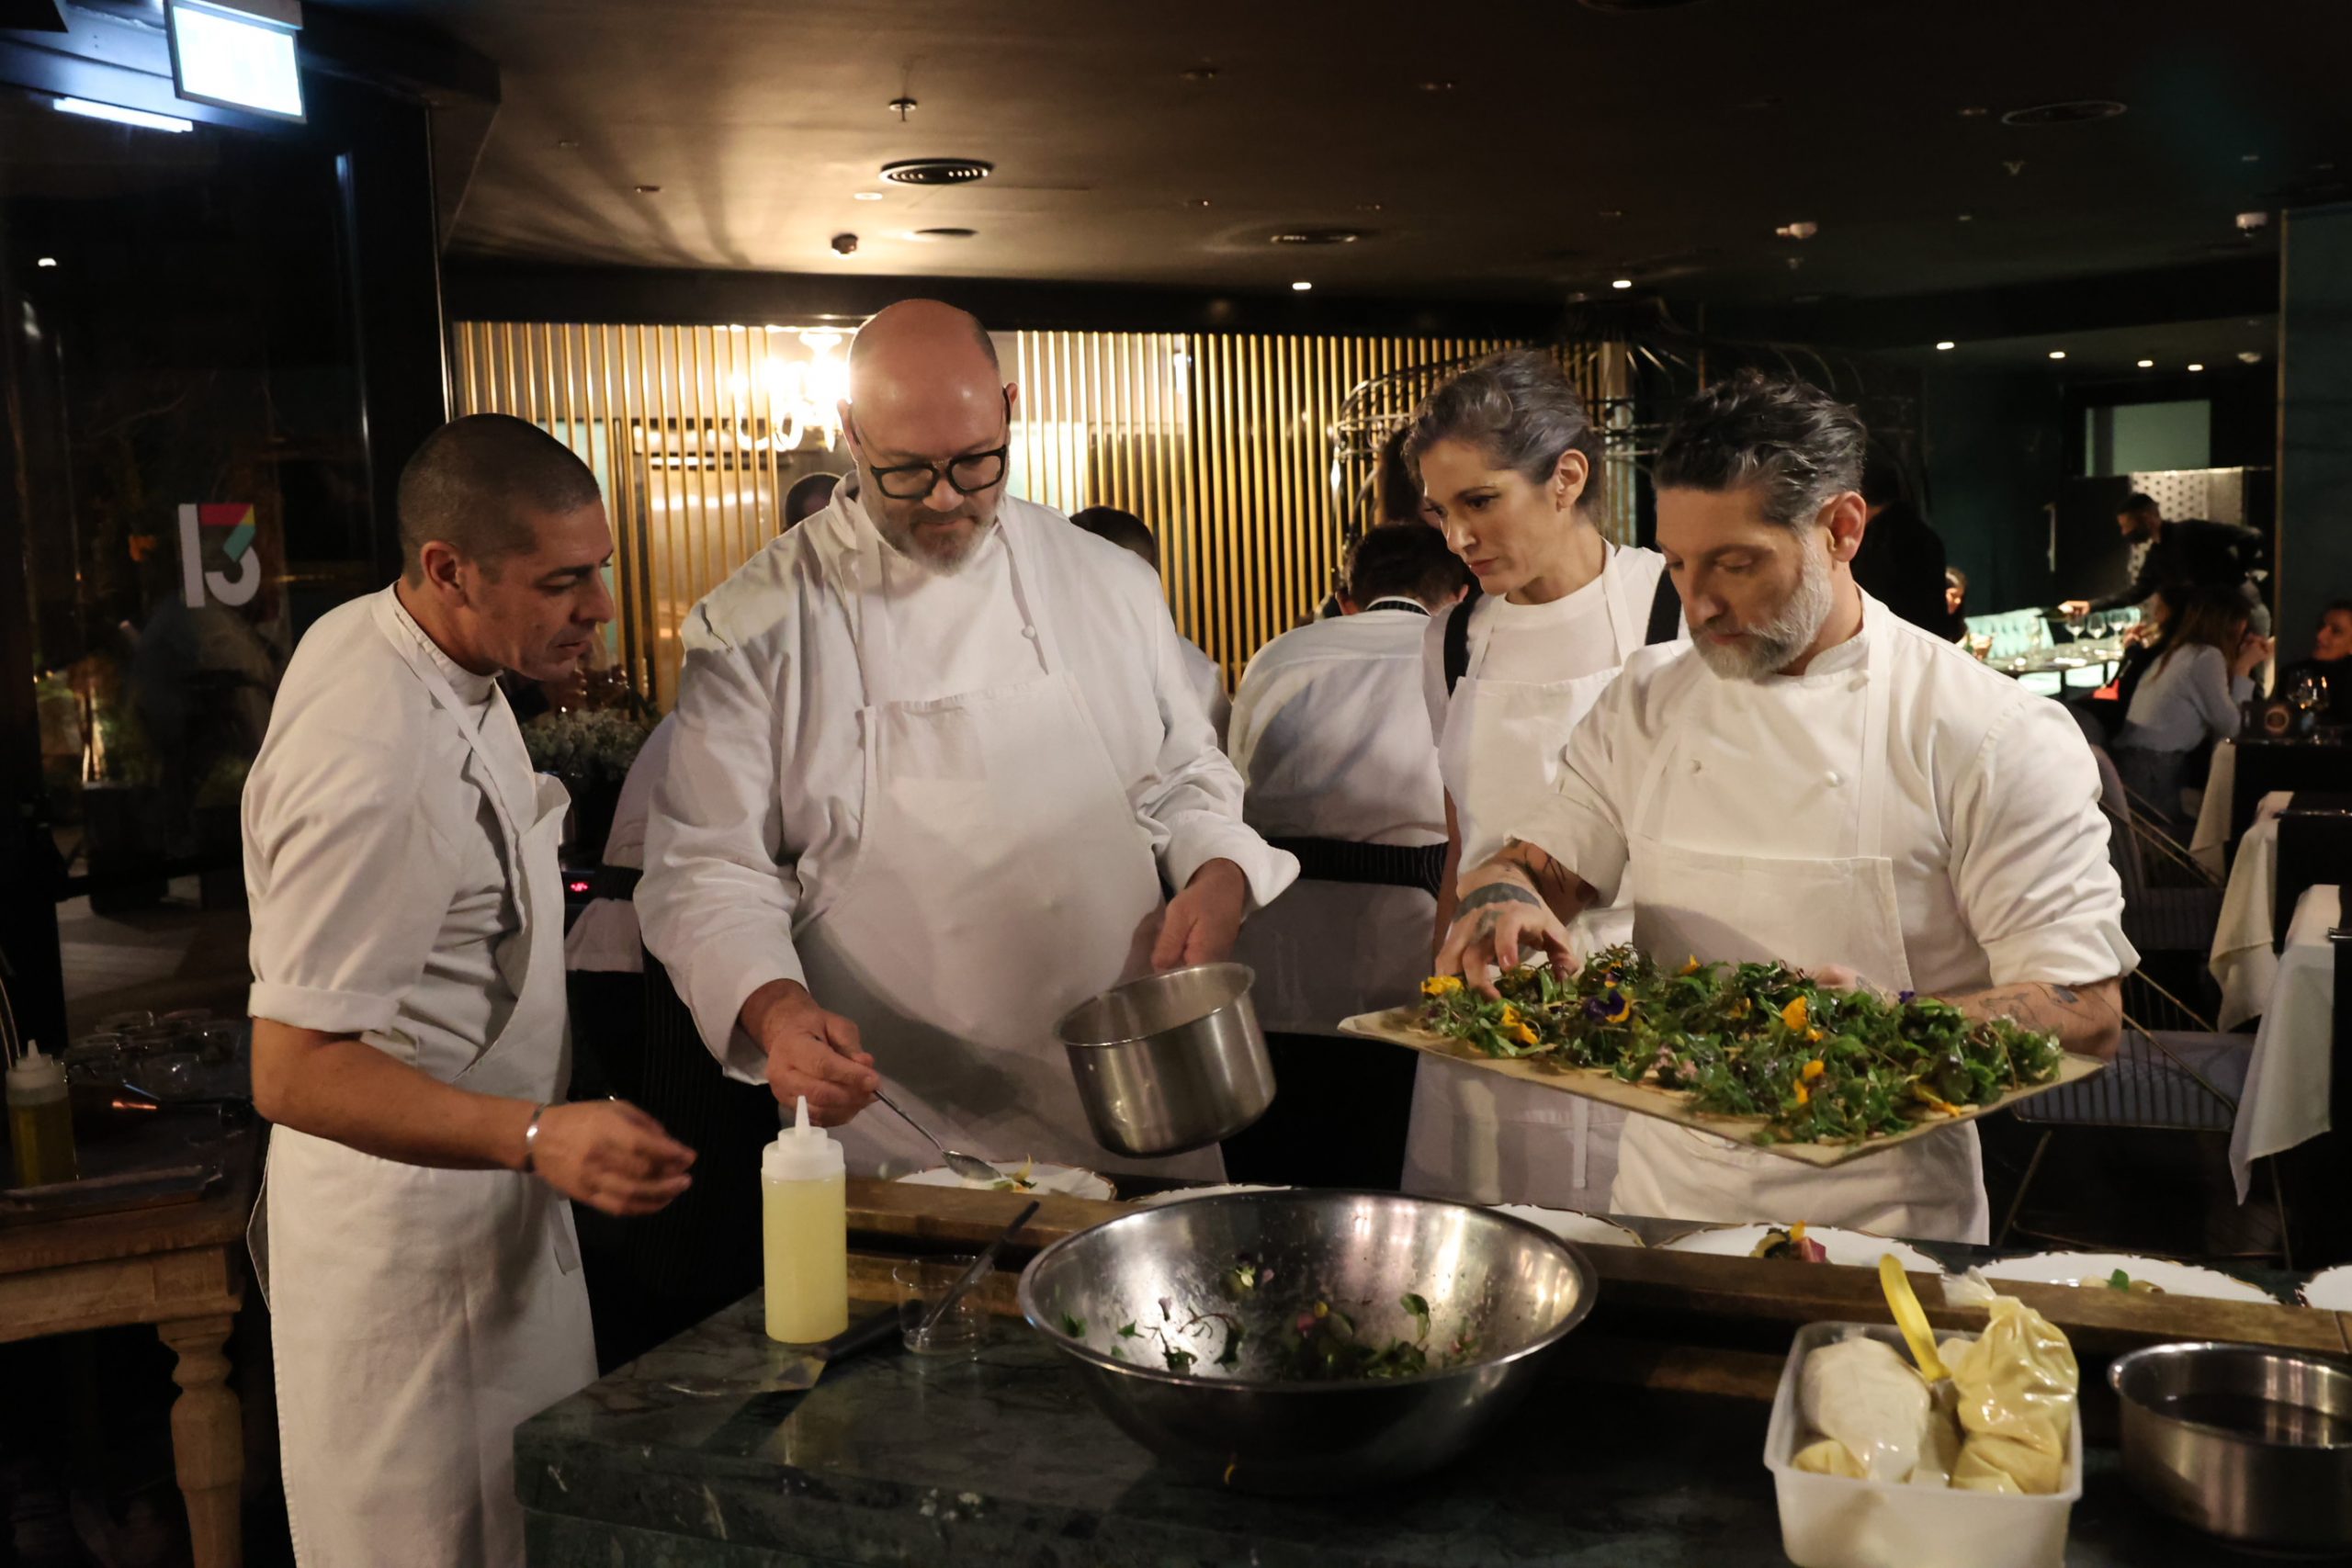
[877,509,997,574]
[1690,543,1835,680]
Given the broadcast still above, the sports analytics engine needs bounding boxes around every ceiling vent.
[880,157,994,186]
[1269,228,1365,246]
[2000,100,2127,127]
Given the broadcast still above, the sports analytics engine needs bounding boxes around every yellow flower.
[1801,1060,1826,1082]
[1498,1004,1522,1030]
[1421,976,1464,998]
[1680,955,1702,976]
[1806,1028,1826,1043]
[1513,1023,1539,1046]
[1599,990,1632,1024]
[1792,1081,1811,1105]
[1781,996,1809,1031]
[1915,1085,1959,1116]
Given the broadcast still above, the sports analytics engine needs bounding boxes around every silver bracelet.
[521,1101,550,1174]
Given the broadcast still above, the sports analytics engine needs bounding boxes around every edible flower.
[1420,975,1464,998]
[1680,955,1702,976]
[1585,990,1632,1024]
[1781,996,1809,1031]
[1801,1060,1826,1082]
[1792,1081,1811,1105]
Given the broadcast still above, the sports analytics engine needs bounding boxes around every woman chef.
[244,416,695,1568]
[1439,373,2132,1244]
[1401,350,1681,1207]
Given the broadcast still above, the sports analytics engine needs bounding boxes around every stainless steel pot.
[2109,1341,2352,1552]
[1017,1190,1597,1493]
[1054,963,1274,1158]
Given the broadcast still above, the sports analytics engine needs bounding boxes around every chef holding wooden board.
[1436,372,2134,1243]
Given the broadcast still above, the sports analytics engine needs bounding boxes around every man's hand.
[1437,874,1577,996]
[741,979,878,1126]
[527,1100,695,1216]
[2059,600,2092,621]
[1154,858,1249,970]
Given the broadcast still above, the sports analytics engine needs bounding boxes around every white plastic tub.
[1764,1322,2083,1568]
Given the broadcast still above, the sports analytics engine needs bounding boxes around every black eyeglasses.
[849,391,1012,501]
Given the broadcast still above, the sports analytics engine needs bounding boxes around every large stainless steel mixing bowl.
[1055,963,1274,1157]
[1017,1190,1597,1493]
[2110,1341,2352,1552]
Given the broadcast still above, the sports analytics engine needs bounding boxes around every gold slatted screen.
[450,321,1510,703]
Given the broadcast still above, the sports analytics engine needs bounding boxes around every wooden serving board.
[1339,1006,2107,1168]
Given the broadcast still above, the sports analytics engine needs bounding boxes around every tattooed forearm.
[1457,883,1544,915]
[1940,976,2124,1059]
[1498,839,1597,923]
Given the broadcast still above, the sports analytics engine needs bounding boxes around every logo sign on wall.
[177,502,261,608]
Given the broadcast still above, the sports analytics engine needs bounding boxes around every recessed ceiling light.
[1419,80,1455,93]
[1935,341,1956,351]
[2001,99,2128,127]
[2238,350,2263,364]
[1775,220,1818,240]
[1180,66,1217,84]
[2137,358,2154,368]
[1611,277,1634,289]
[2242,152,2261,163]
[1269,229,1363,245]
[35,256,56,267]
[2048,350,2066,360]
[1958,106,1990,118]
[1356,202,1384,213]
[2188,362,2206,372]
[852,190,884,201]
[1291,280,1313,292]
[1957,212,1975,223]
[633,184,661,195]
[555,138,579,150]
[1597,209,1625,220]
[881,157,994,186]
[1184,197,1211,209]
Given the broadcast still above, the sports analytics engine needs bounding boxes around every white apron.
[257,596,594,1568]
[1608,629,1991,1244]
[1404,549,1644,1205]
[796,522,1223,1181]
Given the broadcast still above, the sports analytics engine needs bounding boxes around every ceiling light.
[1958,106,1990,118]
[555,138,579,150]
[2048,350,2066,360]
[1775,220,1818,240]
[1957,212,1974,222]
[35,256,56,267]
[1419,80,1454,93]
[1269,229,1363,245]
[2238,350,2263,364]
[1180,65,1217,83]
[2137,358,2154,368]
[2241,152,2261,163]
[52,96,193,132]
[1935,341,1956,351]
[1291,280,1313,292]
[633,184,661,195]
[165,0,303,121]
[880,157,994,186]
[2188,363,2206,372]
[905,227,977,242]
[1611,277,1634,289]
[2001,99,2128,127]
[852,190,883,201]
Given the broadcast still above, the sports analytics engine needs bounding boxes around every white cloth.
[639,486,1295,1173]
[1227,605,1443,1032]
[561,716,676,975]
[2208,792,2299,1030]
[1179,635,1232,749]
[2115,643,2252,754]
[1403,546,1669,1206]
[2231,884,2340,1201]
[243,585,592,1568]
[1519,595,2138,1241]
[2190,740,2239,876]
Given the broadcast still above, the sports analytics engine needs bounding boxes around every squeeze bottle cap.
[762,1094,843,1182]
[6,1041,62,1098]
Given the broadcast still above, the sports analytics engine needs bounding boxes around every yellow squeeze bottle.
[7,1042,79,1189]
[762,1094,847,1343]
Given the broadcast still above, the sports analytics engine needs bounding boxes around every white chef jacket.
[1419,547,1671,742]
[245,589,525,1056]
[1230,604,1445,848]
[638,488,1296,1079]
[1179,635,1232,749]
[1518,597,2138,1000]
[561,715,675,975]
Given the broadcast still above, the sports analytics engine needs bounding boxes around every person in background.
[2277,598,2352,725]
[2111,583,2272,824]
[2109,581,2183,717]
[1069,503,1231,745]
[2060,492,2269,635]
[638,300,1294,1182]
[1440,372,2131,1244]
[1849,440,1953,637]
[1228,523,1471,1035]
[243,415,694,1567]
[1404,348,1682,1209]
[783,470,841,528]
[1944,566,1969,636]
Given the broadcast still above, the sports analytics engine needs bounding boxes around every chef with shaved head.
[639,299,1295,1179]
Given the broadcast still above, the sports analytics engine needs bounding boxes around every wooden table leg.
[160,1314,243,1568]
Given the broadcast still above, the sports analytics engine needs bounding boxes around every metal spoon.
[874,1089,1009,1185]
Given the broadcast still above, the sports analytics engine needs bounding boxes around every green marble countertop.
[517,1293,2213,1567]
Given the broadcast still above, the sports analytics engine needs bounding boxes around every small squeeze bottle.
[762,1094,847,1343]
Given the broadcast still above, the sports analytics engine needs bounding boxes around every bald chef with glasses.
[638,299,1295,1179]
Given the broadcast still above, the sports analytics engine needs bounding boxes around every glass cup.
[892,1255,990,1358]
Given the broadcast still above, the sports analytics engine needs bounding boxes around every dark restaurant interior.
[5,2,2352,1564]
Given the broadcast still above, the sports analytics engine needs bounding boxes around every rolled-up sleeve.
[246,738,452,1036]
[1954,699,2139,986]
[1510,694,1634,904]
[638,606,806,1081]
[1137,598,1298,910]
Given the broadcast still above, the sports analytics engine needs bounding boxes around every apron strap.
[1266,836,1445,897]
[1442,595,1477,696]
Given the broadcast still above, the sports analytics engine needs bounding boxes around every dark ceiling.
[354,0,2346,310]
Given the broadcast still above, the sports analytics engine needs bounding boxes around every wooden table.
[0,1134,257,1568]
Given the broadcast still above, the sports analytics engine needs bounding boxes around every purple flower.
[1897,989,1917,1004]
